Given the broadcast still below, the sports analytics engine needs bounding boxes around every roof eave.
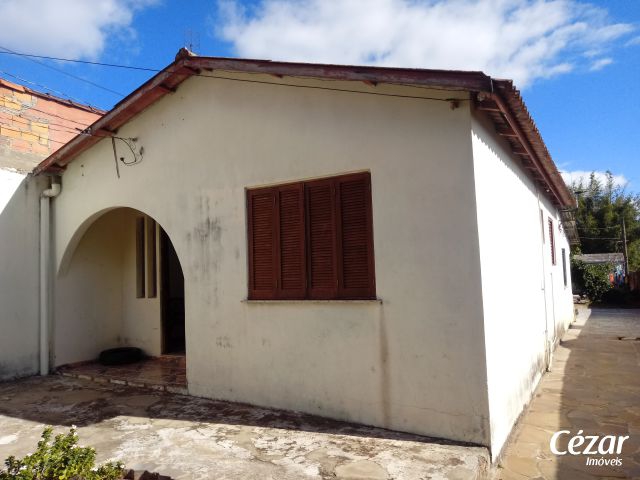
[33,55,575,212]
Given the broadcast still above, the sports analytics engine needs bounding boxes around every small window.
[561,248,567,287]
[247,172,376,300]
[548,218,556,265]
[136,216,158,298]
[136,217,146,298]
[146,218,157,298]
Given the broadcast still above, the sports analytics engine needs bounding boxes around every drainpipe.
[40,178,61,375]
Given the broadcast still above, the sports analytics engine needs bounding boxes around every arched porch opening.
[53,207,186,389]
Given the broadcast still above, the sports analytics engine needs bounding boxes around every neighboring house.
[0,50,578,460]
[0,78,102,379]
[574,252,625,286]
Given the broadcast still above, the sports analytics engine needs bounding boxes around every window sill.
[242,298,383,305]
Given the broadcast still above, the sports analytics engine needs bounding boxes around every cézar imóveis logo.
[550,430,629,467]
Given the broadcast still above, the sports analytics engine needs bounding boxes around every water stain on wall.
[378,306,391,428]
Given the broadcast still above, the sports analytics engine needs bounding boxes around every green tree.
[570,172,640,271]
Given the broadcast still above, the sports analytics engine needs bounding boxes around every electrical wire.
[8,114,85,136]
[0,48,468,104]
[203,73,466,102]
[576,226,622,231]
[1,48,473,153]
[0,121,69,146]
[0,50,159,72]
[579,237,623,241]
[0,45,125,98]
[0,69,93,106]
[8,104,100,126]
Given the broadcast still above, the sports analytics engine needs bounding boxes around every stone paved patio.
[0,376,489,479]
[494,306,640,479]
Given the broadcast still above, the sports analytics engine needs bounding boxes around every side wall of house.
[0,170,46,380]
[471,110,574,458]
[51,74,491,445]
[54,208,161,365]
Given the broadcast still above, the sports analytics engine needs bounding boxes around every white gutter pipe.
[40,178,61,375]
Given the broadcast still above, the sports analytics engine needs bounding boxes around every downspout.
[40,178,61,375]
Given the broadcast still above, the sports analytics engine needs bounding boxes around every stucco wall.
[0,170,45,380]
[51,73,491,445]
[54,208,161,366]
[471,111,574,458]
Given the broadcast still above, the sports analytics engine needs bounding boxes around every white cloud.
[217,0,634,88]
[589,57,613,71]
[626,36,640,47]
[0,0,158,60]
[561,170,628,189]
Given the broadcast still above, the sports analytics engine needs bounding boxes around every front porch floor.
[57,355,187,394]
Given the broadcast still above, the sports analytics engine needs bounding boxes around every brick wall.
[0,78,103,172]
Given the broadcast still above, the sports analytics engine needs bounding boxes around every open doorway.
[160,228,185,355]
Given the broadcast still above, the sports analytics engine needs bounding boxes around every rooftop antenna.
[184,29,200,54]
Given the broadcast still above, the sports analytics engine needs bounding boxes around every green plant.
[571,259,612,302]
[0,426,123,480]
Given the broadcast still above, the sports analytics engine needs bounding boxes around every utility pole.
[622,217,629,282]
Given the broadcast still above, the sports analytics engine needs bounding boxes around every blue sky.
[0,0,638,190]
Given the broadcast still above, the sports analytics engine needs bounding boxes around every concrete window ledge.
[242,298,383,304]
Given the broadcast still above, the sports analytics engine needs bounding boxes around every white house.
[1,49,577,460]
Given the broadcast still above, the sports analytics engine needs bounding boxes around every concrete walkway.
[0,376,488,480]
[494,306,640,479]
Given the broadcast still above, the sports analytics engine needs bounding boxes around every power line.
[0,121,69,146]
[204,73,467,103]
[576,226,621,231]
[579,237,622,241]
[0,69,93,106]
[0,50,159,72]
[8,113,85,136]
[0,45,125,98]
[0,48,468,104]
[0,119,135,146]
[12,104,98,126]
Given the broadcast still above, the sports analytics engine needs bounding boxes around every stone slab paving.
[0,376,489,479]
[494,306,640,480]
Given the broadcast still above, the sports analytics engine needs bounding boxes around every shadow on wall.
[0,374,483,448]
[0,171,45,380]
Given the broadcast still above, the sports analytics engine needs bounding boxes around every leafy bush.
[571,259,612,302]
[0,426,123,480]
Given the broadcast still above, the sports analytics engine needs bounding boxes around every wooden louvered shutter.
[247,188,277,299]
[306,178,338,299]
[276,184,306,299]
[336,172,375,299]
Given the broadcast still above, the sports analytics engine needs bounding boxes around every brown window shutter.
[306,178,338,299]
[336,172,376,299]
[548,218,556,265]
[247,188,277,299]
[276,184,306,299]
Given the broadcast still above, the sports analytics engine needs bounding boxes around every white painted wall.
[471,110,574,458]
[0,169,45,380]
[54,208,161,366]
[51,73,491,445]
